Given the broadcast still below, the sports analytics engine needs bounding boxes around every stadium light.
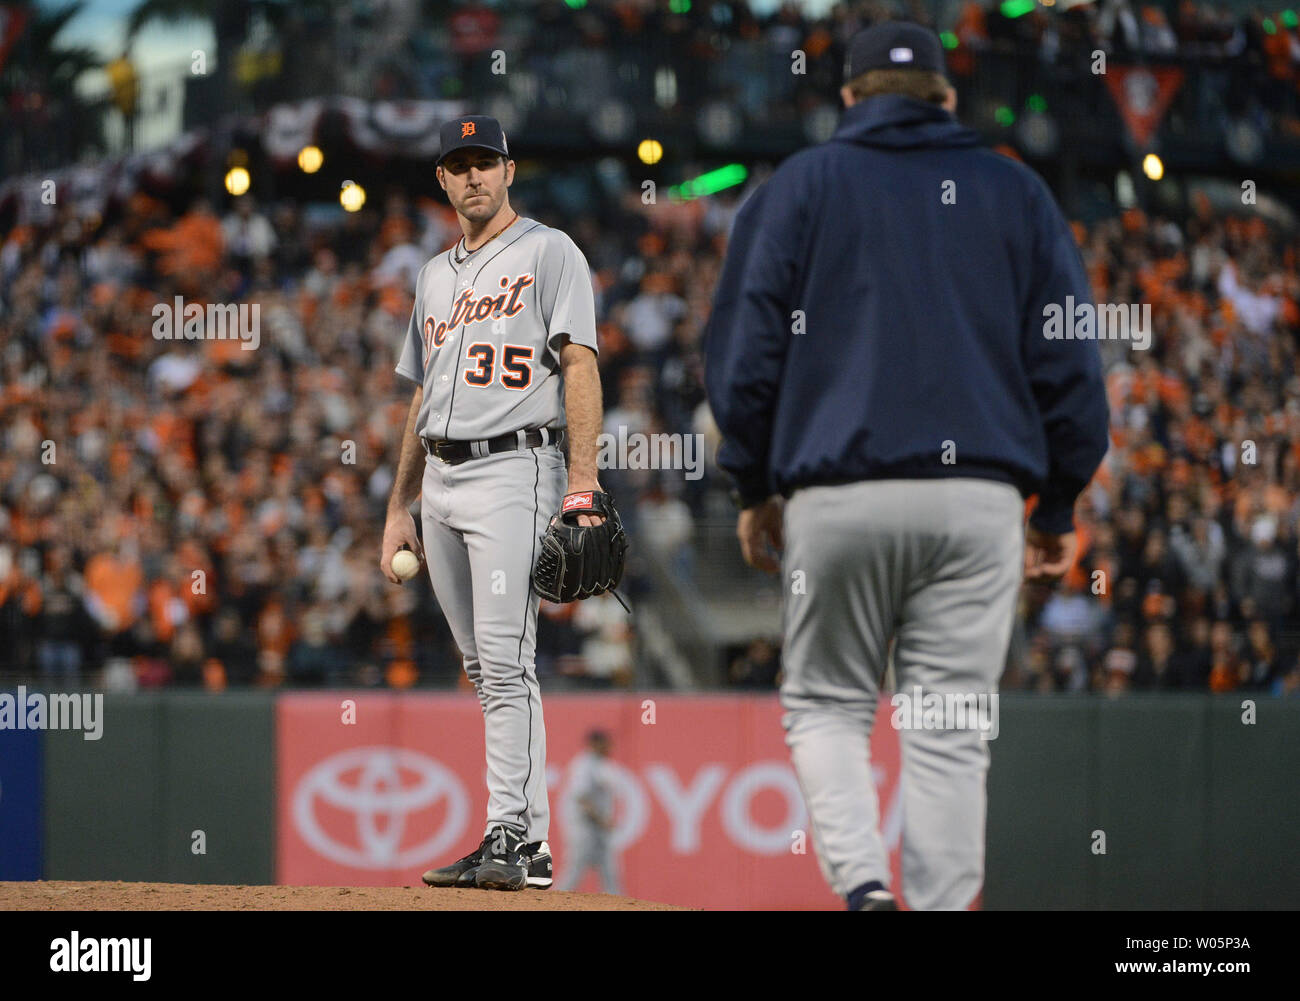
[224,167,251,196]
[340,181,366,212]
[1000,0,1035,18]
[940,32,959,49]
[995,106,1016,126]
[637,139,664,165]
[1142,154,1164,181]
[297,146,324,173]
[668,164,749,201]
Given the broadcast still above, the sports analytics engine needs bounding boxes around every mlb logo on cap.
[844,22,946,79]
[437,114,510,166]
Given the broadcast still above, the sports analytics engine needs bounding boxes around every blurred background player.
[557,729,622,894]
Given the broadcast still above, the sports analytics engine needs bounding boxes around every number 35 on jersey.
[421,273,537,388]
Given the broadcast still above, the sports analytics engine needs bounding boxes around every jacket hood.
[829,94,982,150]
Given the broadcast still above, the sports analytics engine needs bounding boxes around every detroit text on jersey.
[421,272,536,364]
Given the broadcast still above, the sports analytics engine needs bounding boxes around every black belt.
[422,427,565,465]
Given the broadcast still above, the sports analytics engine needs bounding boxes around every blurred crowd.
[4,3,1300,696]
[442,0,1300,75]
[433,0,1300,124]
[4,166,1300,697]
[0,170,735,692]
[313,0,1300,141]
[1010,200,1300,696]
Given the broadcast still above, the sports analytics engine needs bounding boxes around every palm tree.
[126,0,255,117]
[126,1,342,112]
[0,2,103,172]
[128,1,423,111]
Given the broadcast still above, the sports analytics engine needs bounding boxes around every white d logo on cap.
[890,47,914,63]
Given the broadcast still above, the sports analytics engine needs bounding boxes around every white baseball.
[391,549,421,581]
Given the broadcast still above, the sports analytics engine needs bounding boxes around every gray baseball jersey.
[396,215,599,856]
[396,217,598,441]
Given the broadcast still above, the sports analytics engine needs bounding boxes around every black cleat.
[422,836,490,888]
[475,825,529,891]
[853,890,898,911]
[524,841,553,890]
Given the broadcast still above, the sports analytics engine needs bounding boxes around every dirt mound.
[0,881,686,911]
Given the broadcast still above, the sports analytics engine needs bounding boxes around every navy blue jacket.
[703,95,1109,533]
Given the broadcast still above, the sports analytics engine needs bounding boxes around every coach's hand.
[380,510,425,584]
[738,498,784,575]
[1023,526,1078,583]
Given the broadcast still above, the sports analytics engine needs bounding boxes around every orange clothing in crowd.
[948,1,988,77]
[84,551,144,632]
[257,600,295,657]
[1209,659,1239,693]
[1262,25,1296,82]
[0,571,40,617]
[170,539,215,610]
[147,578,183,645]
[140,210,224,278]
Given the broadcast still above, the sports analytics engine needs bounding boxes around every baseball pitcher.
[380,115,627,892]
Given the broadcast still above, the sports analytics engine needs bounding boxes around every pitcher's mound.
[0,881,686,911]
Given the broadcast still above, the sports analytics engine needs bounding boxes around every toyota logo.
[292,747,470,870]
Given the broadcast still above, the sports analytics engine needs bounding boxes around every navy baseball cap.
[437,115,510,166]
[844,22,946,80]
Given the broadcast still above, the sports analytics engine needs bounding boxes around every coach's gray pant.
[780,478,1023,911]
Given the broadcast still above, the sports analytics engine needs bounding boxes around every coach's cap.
[437,115,510,166]
[844,21,946,80]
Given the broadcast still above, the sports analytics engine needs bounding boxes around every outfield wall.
[3,693,1296,909]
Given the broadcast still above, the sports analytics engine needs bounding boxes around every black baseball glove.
[532,490,629,604]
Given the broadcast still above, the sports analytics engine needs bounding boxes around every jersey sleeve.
[394,263,427,386]
[538,232,599,362]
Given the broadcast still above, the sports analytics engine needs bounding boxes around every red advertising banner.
[276,693,902,910]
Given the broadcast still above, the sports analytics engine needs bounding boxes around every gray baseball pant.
[779,478,1024,910]
[420,444,566,844]
[557,825,621,894]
